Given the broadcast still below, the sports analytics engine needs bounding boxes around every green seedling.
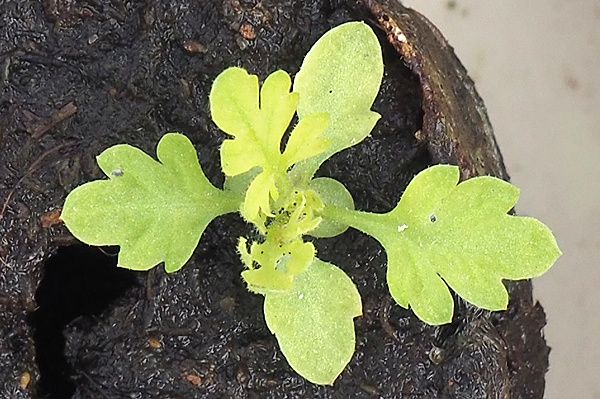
[61,22,561,385]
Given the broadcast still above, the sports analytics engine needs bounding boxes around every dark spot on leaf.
[430,214,437,223]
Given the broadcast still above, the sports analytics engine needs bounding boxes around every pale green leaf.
[220,137,265,177]
[240,237,315,294]
[61,133,240,273]
[282,113,330,167]
[211,67,297,176]
[308,177,354,238]
[292,21,383,181]
[210,67,329,225]
[209,67,259,141]
[223,168,259,198]
[324,165,561,325]
[242,170,278,225]
[264,259,362,385]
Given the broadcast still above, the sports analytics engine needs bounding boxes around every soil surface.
[0,1,548,398]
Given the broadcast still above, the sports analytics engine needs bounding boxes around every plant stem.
[322,205,393,239]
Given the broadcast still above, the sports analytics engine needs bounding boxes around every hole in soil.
[29,245,137,398]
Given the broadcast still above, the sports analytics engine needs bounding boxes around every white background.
[400,1,600,398]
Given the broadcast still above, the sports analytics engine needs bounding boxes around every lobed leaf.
[324,165,561,325]
[264,259,362,385]
[61,133,240,273]
[239,236,316,294]
[211,68,297,176]
[210,67,329,223]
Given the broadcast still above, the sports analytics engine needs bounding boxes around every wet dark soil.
[0,1,548,398]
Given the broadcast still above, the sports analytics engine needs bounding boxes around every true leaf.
[211,68,297,176]
[264,259,362,385]
[210,67,329,222]
[324,165,561,325]
[61,133,240,273]
[291,21,383,181]
[281,113,330,167]
[243,169,279,226]
[239,236,316,294]
[308,177,354,238]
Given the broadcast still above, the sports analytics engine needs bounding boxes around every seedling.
[61,22,560,385]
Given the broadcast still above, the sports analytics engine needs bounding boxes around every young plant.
[61,22,561,385]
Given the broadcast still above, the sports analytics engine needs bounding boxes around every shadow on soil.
[29,245,137,398]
